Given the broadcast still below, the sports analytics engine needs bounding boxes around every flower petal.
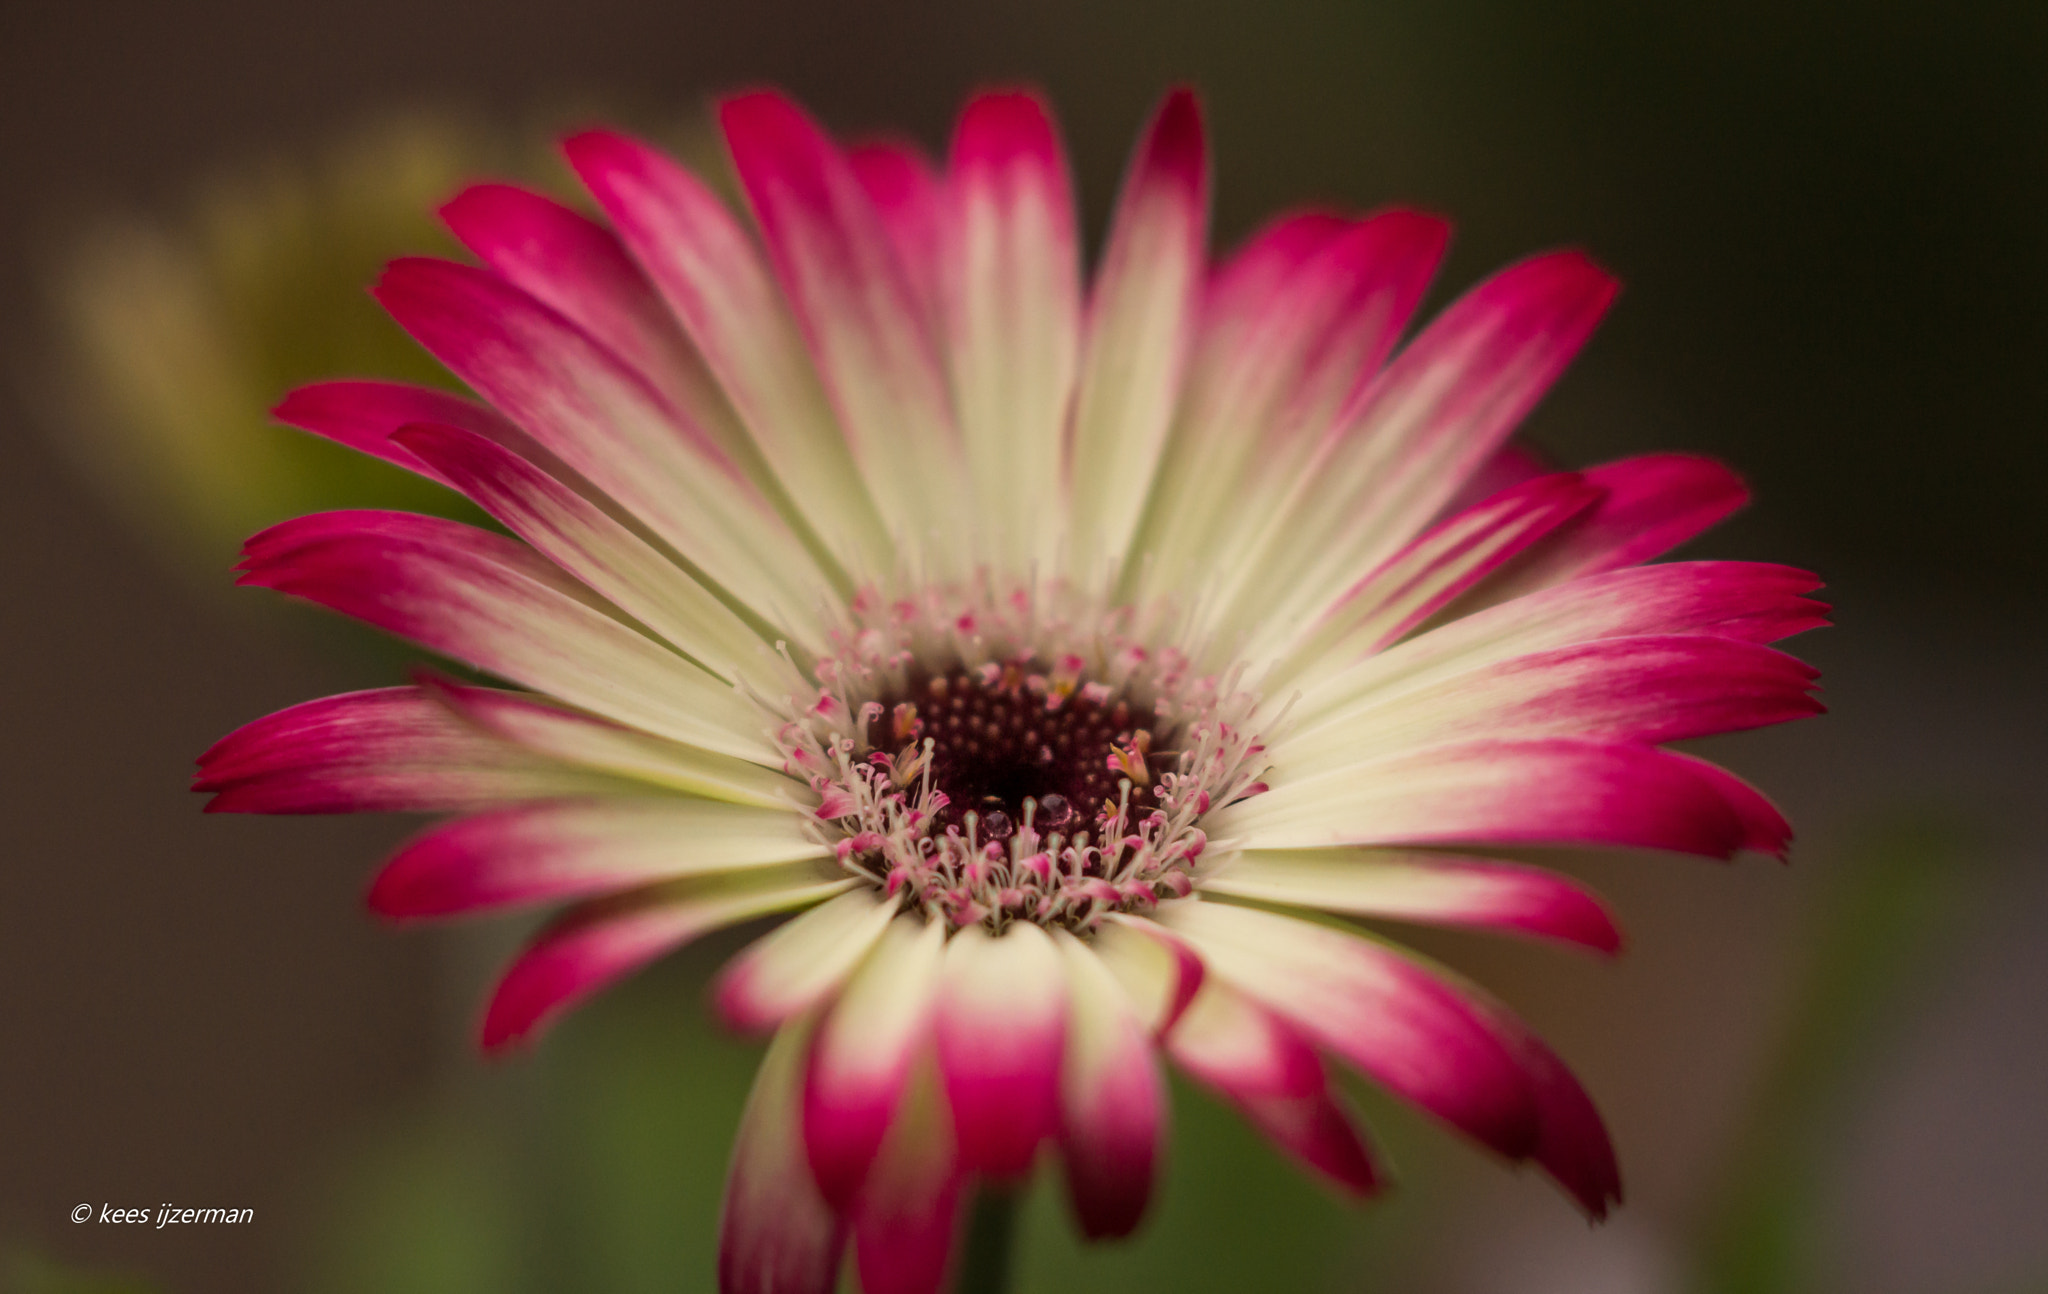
[193,686,623,814]
[1201,849,1622,954]
[1662,750,1795,860]
[1164,976,1382,1195]
[1432,441,1555,522]
[1132,208,1450,605]
[1218,251,1619,654]
[274,379,563,489]
[390,420,792,693]
[1157,901,1540,1161]
[1053,930,1166,1238]
[720,91,972,572]
[719,1012,847,1294]
[438,182,758,468]
[1069,88,1208,572]
[236,510,772,763]
[560,129,894,580]
[850,1052,962,1294]
[368,797,831,920]
[944,89,1082,572]
[936,922,1069,1177]
[372,256,831,642]
[804,915,947,1209]
[479,872,850,1051]
[1475,1003,1622,1218]
[1464,453,1751,610]
[714,886,898,1033]
[847,140,947,330]
[1272,470,1603,686]
[1284,633,1823,774]
[1217,737,1765,859]
[1090,915,1206,1035]
[414,674,793,807]
[1293,560,1829,730]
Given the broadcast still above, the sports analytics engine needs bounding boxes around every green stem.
[957,1186,1021,1294]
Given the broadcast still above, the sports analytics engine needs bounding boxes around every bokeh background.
[2,2,2044,1291]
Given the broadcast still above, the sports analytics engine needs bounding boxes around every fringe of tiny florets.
[757,575,1274,934]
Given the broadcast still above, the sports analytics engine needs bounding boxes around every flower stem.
[957,1186,1021,1294]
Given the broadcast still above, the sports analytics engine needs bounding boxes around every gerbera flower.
[196,86,1826,1294]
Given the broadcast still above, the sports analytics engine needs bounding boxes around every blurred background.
[2,1,2044,1291]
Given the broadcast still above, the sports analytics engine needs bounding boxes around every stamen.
[762,583,1272,933]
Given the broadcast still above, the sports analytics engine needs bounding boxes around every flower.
[195,85,1826,1294]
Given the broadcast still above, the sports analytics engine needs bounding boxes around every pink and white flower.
[196,85,1825,1293]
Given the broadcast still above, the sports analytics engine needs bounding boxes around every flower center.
[764,583,1274,932]
[878,664,1171,842]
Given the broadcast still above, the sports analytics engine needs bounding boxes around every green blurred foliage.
[1013,1077,1423,1294]
[1690,814,1984,1294]
[40,108,734,596]
[46,115,496,576]
[306,944,760,1294]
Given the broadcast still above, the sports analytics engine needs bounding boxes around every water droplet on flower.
[1036,794,1071,829]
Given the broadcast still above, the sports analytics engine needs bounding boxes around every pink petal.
[935,922,1069,1178]
[193,686,613,814]
[943,88,1082,572]
[850,1054,963,1294]
[1090,915,1207,1035]
[1475,1003,1622,1218]
[1205,850,1623,954]
[1164,975,1383,1195]
[273,379,638,530]
[713,887,898,1033]
[1285,633,1823,776]
[273,380,542,486]
[1216,737,1771,860]
[804,916,946,1209]
[1663,751,1795,860]
[367,798,828,920]
[1069,87,1209,569]
[1208,209,1352,301]
[720,1013,847,1294]
[846,140,947,328]
[1157,902,1541,1163]
[1131,207,1452,605]
[560,129,894,578]
[387,420,781,689]
[1221,250,1620,653]
[1054,932,1167,1238]
[1487,453,1751,600]
[1342,248,1617,512]
[439,182,752,454]
[1431,440,1556,522]
[1472,632,1820,742]
[1286,470,1603,677]
[720,91,969,562]
[235,510,768,761]
[1227,208,1450,436]
[1294,559,1829,731]
[371,257,828,638]
[479,876,850,1051]
[413,673,792,807]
